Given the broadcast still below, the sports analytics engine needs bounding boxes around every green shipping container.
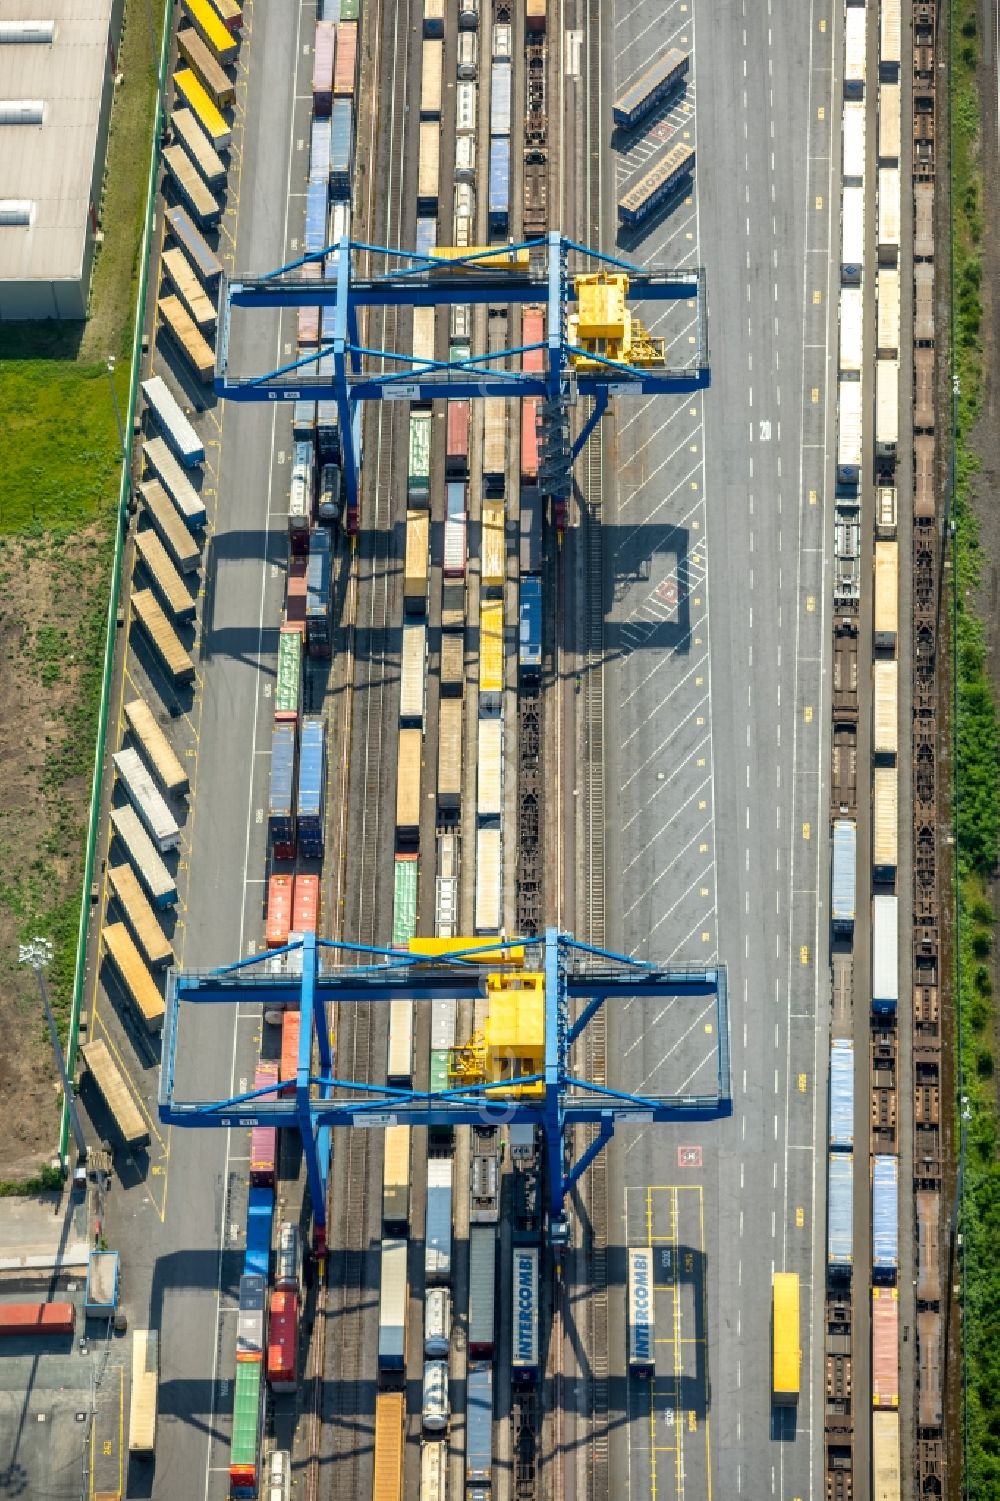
[407,411,431,504]
[275,628,302,721]
[230,1359,262,1473]
[340,0,359,18]
[430,1048,450,1094]
[392,857,418,948]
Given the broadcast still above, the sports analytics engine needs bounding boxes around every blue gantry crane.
[214,231,710,516]
[159,930,730,1249]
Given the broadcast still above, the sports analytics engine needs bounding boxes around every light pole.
[105,355,131,506]
[18,938,88,1167]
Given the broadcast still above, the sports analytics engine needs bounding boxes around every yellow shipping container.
[872,1410,900,1501]
[396,728,422,837]
[103,923,166,1032]
[873,766,898,874]
[373,1392,405,1501]
[404,512,430,610]
[481,500,506,591]
[771,1272,800,1405]
[409,937,524,965]
[108,865,173,969]
[872,661,898,761]
[81,1040,148,1147]
[479,600,504,698]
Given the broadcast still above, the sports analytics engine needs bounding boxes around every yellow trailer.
[103,922,166,1032]
[771,1272,800,1406]
[158,295,215,385]
[131,589,196,684]
[80,1040,149,1147]
[176,26,236,107]
[108,864,173,970]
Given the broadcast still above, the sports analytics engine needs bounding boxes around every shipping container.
[844,4,866,96]
[479,599,504,704]
[408,410,432,504]
[455,79,477,133]
[140,480,201,574]
[511,1245,539,1382]
[286,554,308,633]
[840,183,865,283]
[229,1358,263,1497]
[144,436,206,531]
[771,1272,800,1405]
[488,136,510,233]
[131,588,196,683]
[274,626,303,723]
[173,68,231,150]
[872,767,898,879]
[873,660,898,762]
[141,375,204,466]
[618,142,695,225]
[526,0,545,28]
[165,203,223,285]
[374,1392,405,1501]
[416,213,438,260]
[873,1154,899,1275]
[279,1008,301,1097]
[114,746,180,853]
[396,727,422,842]
[102,922,165,1031]
[330,97,354,197]
[110,805,177,909]
[877,167,900,263]
[836,379,863,486]
[387,999,414,1083]
[250,1062,279,1187]
[176,26,235,108]
[841,98,865,182]
[269,721,297,860]
[424,0,443,32]
[437,697,463,811]
[418,121,439,211]
[306,530,332,656]
[880,0,901,74]
[465,1364,493,1484]
[158,293,215,383]
[827,1152,853,1273]
[468,1227,496,1357]
[412,305,436,365]
[875,359,898,467]
[400,622,427,725]
[129,1330,159,1453]
[490,59,511,134]
[378,1239,408,1376]
[81,1039,149,1147]
[872,893,898,1012]
[312,21,335,112]
[831,818,856,935]
[446,401,470,474]
[181,0,238,61]
[429,1047,450,1093]
[444,486,468,578]
[334,21,357,94]
[491,20,511,59]
[382,1124,411,1230]
[477,716,503,820]
[457,28,478,77]
[482,398,506,481]
[475,826,502,933]
[292,872,319,934]
[236,1273,265,1362]
[519,486,543,574]
[421,38,443,117]
[391,854,418,948]
[838,286,863,377]
[296,261,322,347]
[267,1289,299,1391]
[876,267,900,357]
[244,1185,274,1280]
[171,106,227,188]
[440,632,464,697]
[405,513,430,612]
[275,1223,302,1297]
[627,1246,654,1376]
[520,398,539,481]
[207,0,242,33]
[296,715,326,858]
[480,501,505,594]
[125,696,189,797]
[161,244,218,335]
[109,863,172,969]
[613,47,688,128]
[425,1286,451,1360]
[873,541,898,653]
[872,1411,900,1501]
[435,835,459,939]
[519,575,542,675]
[425,1157,453,1284]
[878,80,900,163]
[829,1038,854,1149]
[872,1287,899,1407]
[442,581,465,631]
[266,873,293,950]
[876,485,898,538]
[422,1360,449,1432]
[309,115,332,185]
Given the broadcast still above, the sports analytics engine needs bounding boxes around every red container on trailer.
[520,399,539,481]
[522,308,545,372]
[286,555,308,633]
[334,22,357,96]
[446,401,470,474]
[265,874,293,950]
[250,1062,279,1186]
[872,1288,899,1408]
[280,1010,302,1096]
[267,1290,299,1391]
[312,22,336,114]
[291,872,319,934]
[0,1302,74,1337]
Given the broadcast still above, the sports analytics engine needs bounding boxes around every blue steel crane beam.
[222,270,703,309]
[159,929,731,1245]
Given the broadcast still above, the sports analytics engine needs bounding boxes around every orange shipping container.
[266,874,294,949]
[0,1302,75,1336]
[292,872,319,933]
[334,22,357,96]
[280,1009,302,1095]
[872,1288,899,1408]
[521,399,539,480]
[522,309,544,371]
[267,1290,299,1391]
[298,261,322,347]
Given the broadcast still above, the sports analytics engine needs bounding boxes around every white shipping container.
[844,5,866,96]
[444,513,468,577]
[457,28,478,78]
[491,22,511,59]
[875,359,899,454]
[877,167,900,261]
[113,747,181,853]
[438,697,463,809]
[878,81,901,163]
[841,185,865,281]
[477,716,503,818]
[423,0,443,31]
[872,894,899,1009]
[413,305,436,365]
[418,121,440,205]
[838,287,863,376]
[421,1437,447,1501]
[129,1330,159,1453]
[421,37,444,117]
[876,268,900,355]
[880,0,901,72]
[836,379,863,483]
[873,661,898,761]
[378,1238,408,1371]
[425,1158,454,1284]
[387,999,414,1081]
[511,1246,539,1377]
[873,767,898,874]
[455,132,476,181]
[627,1247,655,1373]
[483,399,506,476]
[430,996,457,1049]
[475,826,502,933]
[436,874,458,938]
[456,80,477,132]
[454,183,475,220]
[842,100,865,182]
[400,621,427,723]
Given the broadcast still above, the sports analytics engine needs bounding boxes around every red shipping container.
[280,1010,302,1095]
[291,872,319,933]
[334,21,357,97]
[446,400,470,474]
[286,555,308,632]
[0,1301,74,1337]
[267,1290,299,1392]
[312,21,336,114]
[250,1062,279,1186]
[522,309,545,372]
[265,874,294,949]
[872,1288,899,1408]
[520,399,539,481]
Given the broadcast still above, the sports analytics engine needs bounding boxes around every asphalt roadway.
[597,1,841,1498]
[89,3,317,1498]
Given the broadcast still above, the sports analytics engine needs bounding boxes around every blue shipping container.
[306,529,333,657]
[490,61,511,133]
[296,715,326,858]
[829,1038,854,1150]
[293,401,317,441]
[466,1363,493,1483]
[827,1152,853,1273]
[329,98,353,199]
[872,1155,898,1277]
[519,576,541,674]
[305,180,328,254]
[244,1186,275,1281]
[488,136,510,233]
[269,721,297,857]
[831,818,856,934]
[416,216,437,261]
[319,0,340,16]
[310,116,332,185]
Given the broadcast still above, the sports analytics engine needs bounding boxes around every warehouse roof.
[0,0,115,288]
